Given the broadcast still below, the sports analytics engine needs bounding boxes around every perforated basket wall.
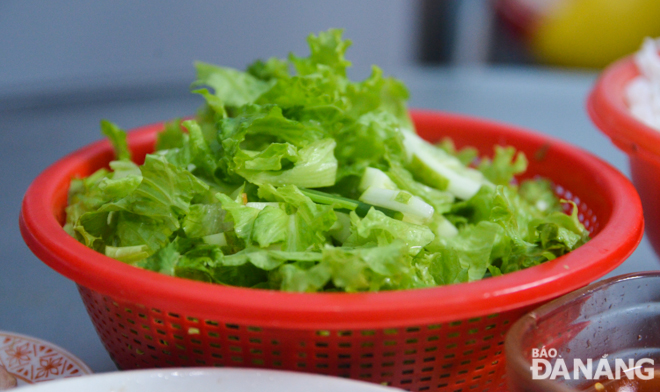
[80,285,535,391]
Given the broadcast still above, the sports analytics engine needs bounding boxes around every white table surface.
[1,65,657,373]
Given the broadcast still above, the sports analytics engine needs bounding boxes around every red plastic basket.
[20,111,643,392]
[588,54,660,258]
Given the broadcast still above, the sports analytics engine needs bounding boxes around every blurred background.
[3,0,660,111]
[3,0,660,374]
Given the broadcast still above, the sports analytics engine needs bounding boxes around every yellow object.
[531,0,660,68]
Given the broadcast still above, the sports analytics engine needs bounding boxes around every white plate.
[0,331,91,387]
[17,368,404,392]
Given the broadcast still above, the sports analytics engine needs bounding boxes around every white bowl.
[19,368,404,392]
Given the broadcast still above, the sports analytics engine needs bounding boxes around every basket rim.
[587,53,660,165]
[19,110,643,329]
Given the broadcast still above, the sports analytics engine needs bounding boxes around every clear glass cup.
[506,272,660,392]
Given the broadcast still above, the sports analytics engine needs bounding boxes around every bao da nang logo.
[531,347,654,381]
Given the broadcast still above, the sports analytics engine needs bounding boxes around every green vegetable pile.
[64,29,589,292]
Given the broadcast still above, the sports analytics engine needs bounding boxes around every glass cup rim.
[505,271,660,392]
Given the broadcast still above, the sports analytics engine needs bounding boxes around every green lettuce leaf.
[101,120,131,161]
[98,155,209,229]
[236,138,337,188]
[519,178,562,213]
[290,29,352,77]
[478,145,528,186]
[247,57,291,81]
[345,208,435,256]
[426,221,502,284]
[192,61,275,107]
[155,119,186,151]
[252,206,289,247]
[215,105,329,185]
[182,203,232,238]
[257,184,337,251]
[215,193,260,242]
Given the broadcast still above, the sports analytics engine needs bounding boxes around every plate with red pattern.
[0,331,92,387]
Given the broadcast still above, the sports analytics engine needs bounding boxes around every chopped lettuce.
[65,29,590,292]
